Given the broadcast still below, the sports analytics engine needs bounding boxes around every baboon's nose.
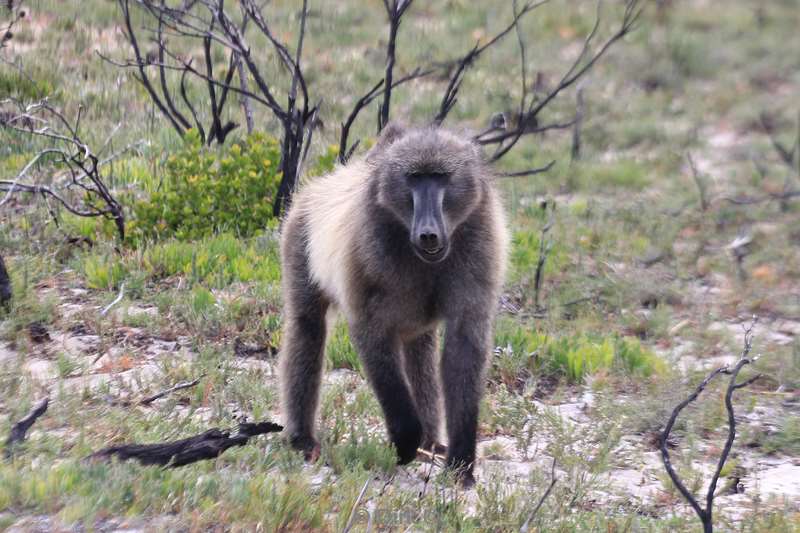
[419,231,440,250]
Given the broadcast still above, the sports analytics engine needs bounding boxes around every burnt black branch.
[660,319,763,533]
[434,0,550,126]
[0,100,129,240]
[483,0,642,163]
[378,0,415,132]
[4,397,48,458]
[87,420,283,467]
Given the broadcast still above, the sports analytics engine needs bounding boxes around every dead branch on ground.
[4,397,48,458]
[660,319,762,533]
[88,420,283,467]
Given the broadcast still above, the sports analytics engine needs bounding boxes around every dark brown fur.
[279,123,508,483]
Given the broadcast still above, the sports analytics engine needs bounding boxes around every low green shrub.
[326,321,362,373]
[129,130,282,243]
[140,233,281,286]
[493,319,666,385]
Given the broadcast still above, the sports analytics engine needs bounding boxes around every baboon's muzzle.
[410,175,449,263]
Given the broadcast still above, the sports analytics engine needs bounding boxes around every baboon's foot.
[289,434,321,462]
[446,455,476,488]
[389,417,423,465]
[457,470,476,488]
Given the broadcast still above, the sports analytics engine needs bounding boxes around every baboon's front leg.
[351,325,423,464]
[441,311,492,485]
[403,331,442,451]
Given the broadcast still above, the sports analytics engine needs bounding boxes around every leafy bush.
[129,130,282,243]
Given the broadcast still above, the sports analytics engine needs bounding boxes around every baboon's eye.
[406,171,449,181]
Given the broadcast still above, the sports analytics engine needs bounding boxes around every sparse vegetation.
[1,0,799,530]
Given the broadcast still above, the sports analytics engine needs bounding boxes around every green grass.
[2,0,800,529]
[494,318,667,386]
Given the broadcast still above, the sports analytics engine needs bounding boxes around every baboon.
[279,122,509,484]
[0,253,11,307]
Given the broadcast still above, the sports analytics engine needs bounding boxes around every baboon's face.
[373,128,484,264]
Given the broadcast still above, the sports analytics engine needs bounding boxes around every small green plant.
[190,286,216,315]
[547,334,666,383]
[56,352,82,378]
[326,321,362,373]
[493,320,666,385]
[82,254,127,290]
[0,68,59,101]
[762,416,800,455]
[139,233,281,287]
[129,130,282,243]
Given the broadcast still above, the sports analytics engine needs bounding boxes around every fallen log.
[5,397,49,458]
[87,421,283,467]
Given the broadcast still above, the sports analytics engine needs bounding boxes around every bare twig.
[339,67,431,164]
[434,0,551,125]
[719,189,800,206]
[0,1,26,52]
[485,0,643,163]
[520,458,558,532]
[378,0,415,132]
[759,111,797,170]
[533,205,554,312]
[660,319,762,533]
[236,51,254,134]
[500,160,556,178]
[571,83,586,161]
[5,397,49,458]
[342,477,371,533]
[100,283,126,316]
[139,376,203,406]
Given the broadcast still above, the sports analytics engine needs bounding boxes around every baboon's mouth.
[414,244,449,263]
[422,247,443,256]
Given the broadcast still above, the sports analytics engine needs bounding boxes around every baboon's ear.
[368,121,406,159]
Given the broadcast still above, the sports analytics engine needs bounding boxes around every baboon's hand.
[389,417,423,465]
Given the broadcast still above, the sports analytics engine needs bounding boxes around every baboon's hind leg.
[279,224,329,460]
[403,331,442,451]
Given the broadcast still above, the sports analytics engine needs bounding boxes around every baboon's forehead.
[380,129,480,176]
